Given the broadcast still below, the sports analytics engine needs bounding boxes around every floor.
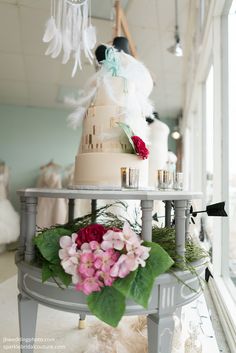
[0,249,17,283]
[0,250,232,353]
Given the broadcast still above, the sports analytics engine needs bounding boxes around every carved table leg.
[24,197,37,263]
[147,284,176,353]
[141,200,154,241]
[185,200,191,241]
[174,200,187,261]
[18,294,38,353]
[91,199,97,223]
[15,197,26,264]
[165,201,172,227]
[68,199,75,222]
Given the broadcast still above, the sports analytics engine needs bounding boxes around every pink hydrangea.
[59,233,80,275]
[76,277,103,295]
[101,230,125,250]
[79,252,96,277]
[94,248,119,272]
[59,221,151,296]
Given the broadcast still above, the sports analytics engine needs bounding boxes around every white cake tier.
[74,153,149,187]
[81,105,132,154]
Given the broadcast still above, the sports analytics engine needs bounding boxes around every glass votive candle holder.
[120,167,128,188]
[157,170,173,190]
[173,172,184,190]
[129,168,140,189]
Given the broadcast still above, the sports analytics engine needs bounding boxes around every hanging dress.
[36,167,67,229]
[0,164,20,250]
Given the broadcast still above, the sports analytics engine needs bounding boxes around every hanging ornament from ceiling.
[42,0,97,77]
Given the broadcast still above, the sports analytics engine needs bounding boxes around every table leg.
[24,197,37,263]
[15,197,26,264]
[91,199,97,223]
[185,200,191,240]
[147,283,176,353]
[165,201,172,227]
[18,294,38,353]
[68,199,75,222]
[141,200,153,241]
[174,200,187,260]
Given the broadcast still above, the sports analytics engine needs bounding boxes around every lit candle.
[121,167,128,188]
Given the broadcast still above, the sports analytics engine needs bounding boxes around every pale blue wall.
[0,105,176,211]
[0,105,81,210]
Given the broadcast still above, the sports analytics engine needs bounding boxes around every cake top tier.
[93,76,135,107]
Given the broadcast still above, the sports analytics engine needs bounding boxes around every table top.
[17,188,202,201]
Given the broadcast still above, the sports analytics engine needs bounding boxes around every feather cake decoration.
[43,0,96,77]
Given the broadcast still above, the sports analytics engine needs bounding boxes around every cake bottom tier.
[74,153,149,188]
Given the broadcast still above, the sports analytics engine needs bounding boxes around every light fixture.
[171,127,181,140]
[167,0,183,57]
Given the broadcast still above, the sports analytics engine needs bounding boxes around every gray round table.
[16,188,204,353]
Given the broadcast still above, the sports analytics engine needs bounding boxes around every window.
[228,3,236,286]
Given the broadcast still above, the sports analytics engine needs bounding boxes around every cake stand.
[16,188,205,353]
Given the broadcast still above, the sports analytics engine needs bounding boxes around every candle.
[121,167,128,188]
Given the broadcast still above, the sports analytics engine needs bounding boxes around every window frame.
[183,0,236,350]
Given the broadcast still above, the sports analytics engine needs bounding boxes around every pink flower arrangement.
[59,222,151,295]
[131,135,149,160]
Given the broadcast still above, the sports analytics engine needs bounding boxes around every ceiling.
[0,0,197,119]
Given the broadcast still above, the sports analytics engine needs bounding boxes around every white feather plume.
[67,107,87,129]
[42,0,96,76]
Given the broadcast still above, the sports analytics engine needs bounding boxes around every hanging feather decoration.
[43,0,96,77]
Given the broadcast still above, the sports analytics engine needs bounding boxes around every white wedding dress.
[0,164,20,252]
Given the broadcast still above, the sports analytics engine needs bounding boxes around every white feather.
[51,32,62,58]
[45,33,59,56]
[67,107,87,129]
[42,16,57,43]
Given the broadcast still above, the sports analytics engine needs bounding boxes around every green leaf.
[42,262,53,283]
[128,242,174,308]
[117,122,135,152]
[49,264,72,287]
[34,228,71,264]
[113,269,138,297]
[87,286,126,327]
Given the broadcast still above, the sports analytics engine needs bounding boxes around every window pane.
[228,5,236,284]
[204,66,214,248]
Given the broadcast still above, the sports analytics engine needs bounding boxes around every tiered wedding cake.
[73,75,149,187]
[69,41,170,189]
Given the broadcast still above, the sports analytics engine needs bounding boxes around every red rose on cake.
[131,136,149,160]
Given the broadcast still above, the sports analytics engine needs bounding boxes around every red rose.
[131,136,149,159]
[76,224,107,248]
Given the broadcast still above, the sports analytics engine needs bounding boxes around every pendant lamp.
[167,0,183,57]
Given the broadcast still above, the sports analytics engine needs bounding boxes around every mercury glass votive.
[120,167,128,188]
[128,168,139,189]
[173,172,184,190]
[157,170,172,190]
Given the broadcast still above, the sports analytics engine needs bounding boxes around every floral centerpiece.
[34,205,174,327]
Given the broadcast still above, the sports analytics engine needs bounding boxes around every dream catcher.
[43,0,97,77]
